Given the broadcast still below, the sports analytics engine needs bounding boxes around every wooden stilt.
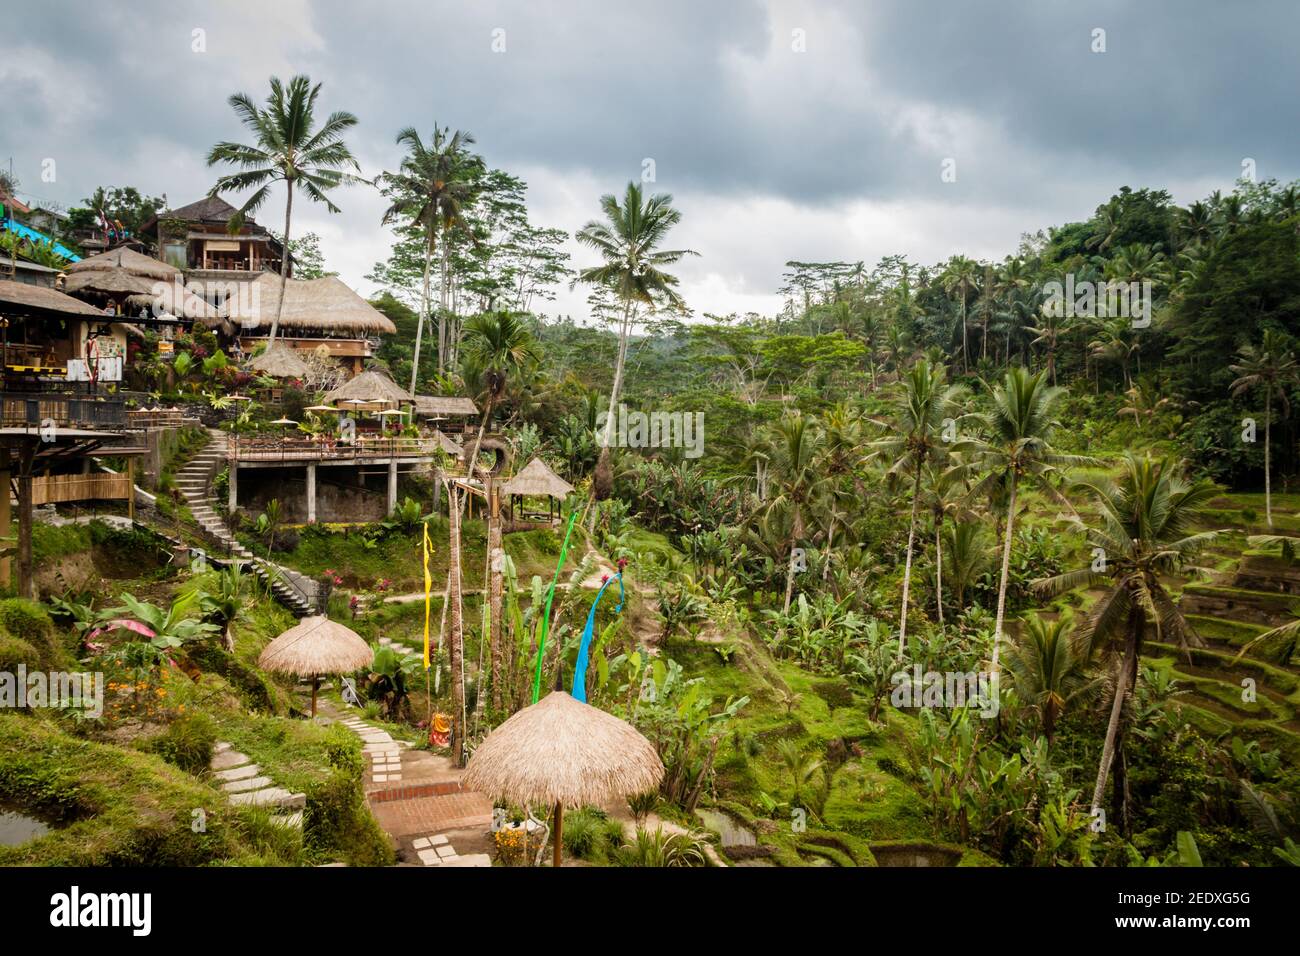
[311,676,319,718]
[553,801,564,868]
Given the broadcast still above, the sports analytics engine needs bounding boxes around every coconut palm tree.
[459,310,541,709]
[379,125,482,387]
[1004,611,1095,743]
[869,359,968,660]
[1033,453,1219,830]
[959,367,1092,672]
[941,256,980,373]
[1027,310,1067,386]
[207,75,361,347]
[575,182,697,499]
[754,413,828,616]
[923,463,967,628]
[1230,330,1299,528]
[943,519,992,613]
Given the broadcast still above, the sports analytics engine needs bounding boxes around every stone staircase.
[210,741,305,827]
[175,428,320,617]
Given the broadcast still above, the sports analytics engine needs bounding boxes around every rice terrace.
[0,0,1295,938]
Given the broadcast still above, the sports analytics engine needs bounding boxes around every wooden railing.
[227,434,447,463]
[128,408,187,428]
[0,392,130,430]
[31,472,132,505]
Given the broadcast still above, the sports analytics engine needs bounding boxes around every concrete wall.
[235,465,390,524]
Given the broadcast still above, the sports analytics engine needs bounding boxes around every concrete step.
[214,763,262,782]
[222,775,274,793]
[229,787,306,809]
[211,750,253,771]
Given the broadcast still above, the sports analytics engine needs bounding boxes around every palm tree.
[1034,453,1219,829]
[1027,310,1066,386]
[1004,611,1095,743]
[960,367,1090,672]
[575,183,697,498]
[755,413,827,615]
[943,520,992,613]
[923,463,966,628]
[379,125,482,388]
[208,75,360,347]
[941,256,980,373]
[1230,330,1299,528]
[869,359,967,660]
[459,310,541,709]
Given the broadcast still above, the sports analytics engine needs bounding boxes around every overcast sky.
[5,1,1297,322]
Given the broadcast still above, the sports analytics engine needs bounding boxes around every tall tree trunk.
[961,290,969,373]
[1090,613,1140,817]
[934,519,944,628]
[783,509,803,615]
[990,470,1018,673]
[1265,391,1273,528]
[268,183,294,347]
[447,482,466,766]
[488,479,504,711]
[409,229,435,396]
[437,235,450,373]
[897,468,922,662]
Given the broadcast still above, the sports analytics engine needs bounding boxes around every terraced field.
[1152,496,1300,760]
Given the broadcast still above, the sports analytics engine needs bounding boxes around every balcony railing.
[228,434,448,463]
[0,392,130,430]
[31,472,133,505]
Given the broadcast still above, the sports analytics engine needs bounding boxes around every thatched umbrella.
[63,247,179,298]
[325,368,412,408]
[258,616,374,717]
[463,690,664,867]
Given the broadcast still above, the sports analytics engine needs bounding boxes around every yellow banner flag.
[422,522,433,669]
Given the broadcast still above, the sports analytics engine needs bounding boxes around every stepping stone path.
[335,713,408,784]
[210,741,305,827]
[411,832,490,868]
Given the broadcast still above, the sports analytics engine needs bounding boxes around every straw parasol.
[258,615,374,717]
[462,689,664,867]
[249,343,311,379]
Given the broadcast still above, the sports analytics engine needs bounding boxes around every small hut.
[324,368,413,416]
[413,395,478,435]
[463,690,664,867]
[501,457,574,529]
[249,344,311,380]
[257,615,374,718]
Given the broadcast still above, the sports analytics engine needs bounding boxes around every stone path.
[319,699,493,867]
[210,741,305,827]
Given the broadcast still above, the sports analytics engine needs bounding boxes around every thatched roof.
[501,457,574,499]
[158,195,240,224]
[324,369,412,406]
[414,395,479,418]
[257,616,373,677]
[65,247,179,283]
[124,286,224,323]
[249,344,311,379]
[433,429,464,456]
[236,274,396,335]
[462,691,664,808]
[0,279,105,317]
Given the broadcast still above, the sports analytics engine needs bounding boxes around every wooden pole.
[489,478,503,711]
[311,676,319,718]
[17,443,34,600]
[0,447,10,591]
[553,802,563,868]
[126,457,135,521]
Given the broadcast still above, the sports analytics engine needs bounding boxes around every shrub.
[562,807,622,861]
[303,735,393,867]
[616,826,709,867]
[0,634,41,671]
[143,712,217,774]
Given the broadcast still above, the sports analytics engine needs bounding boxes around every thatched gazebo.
[324,368,413,412]
[463,690,664,867]
[257,615,374,718]
[63,247,178,299]
[501,457,575,529]
[249,343,311,380]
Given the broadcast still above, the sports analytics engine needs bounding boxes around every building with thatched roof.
[501,457,574,529]
[233,274,396,377]
[413,394,479,419]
